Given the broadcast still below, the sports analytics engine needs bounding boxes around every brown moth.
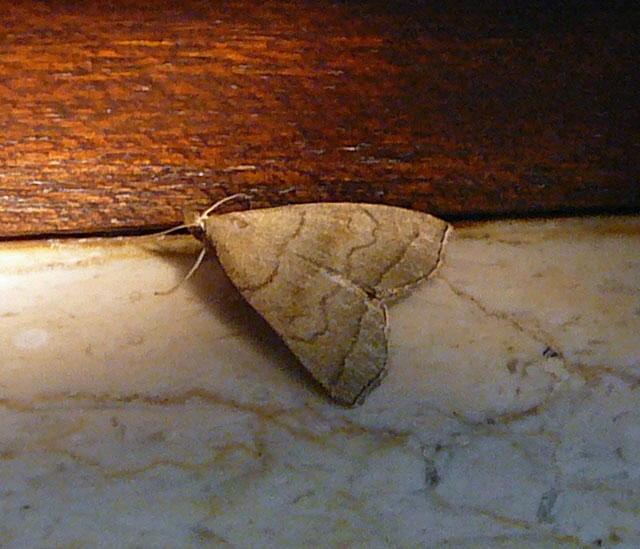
[181,197,451,406]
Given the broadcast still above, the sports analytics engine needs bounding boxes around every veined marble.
[1,215,639,548]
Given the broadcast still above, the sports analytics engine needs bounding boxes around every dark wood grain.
[1,0,638,237]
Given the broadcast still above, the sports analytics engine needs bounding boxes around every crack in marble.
[440,276,565,363]
[1,215,638,547]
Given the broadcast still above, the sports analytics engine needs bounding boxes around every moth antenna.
[153,222,195,238]
[154,245,208,296]
[155,192,252,295]
[196,192,252,225]
[153,193,252,237]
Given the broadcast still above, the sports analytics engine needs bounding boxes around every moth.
[170,195,451,406]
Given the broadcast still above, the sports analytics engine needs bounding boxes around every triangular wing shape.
[204,203,450,405]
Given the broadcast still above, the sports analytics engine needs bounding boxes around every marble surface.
[1,215,639,547]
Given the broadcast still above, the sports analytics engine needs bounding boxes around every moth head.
[154,193,251,295]
[154,193,252,240]
[182,204,206,242]
[186,192,252,236]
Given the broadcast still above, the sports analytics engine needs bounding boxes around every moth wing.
[204,205,390,404]
[245,253,388,405]
[203,203,450,404]
[354,203,450,298]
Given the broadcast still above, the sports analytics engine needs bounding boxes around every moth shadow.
[155,243,330,402]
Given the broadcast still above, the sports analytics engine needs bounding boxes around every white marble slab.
[1,215,639,547]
